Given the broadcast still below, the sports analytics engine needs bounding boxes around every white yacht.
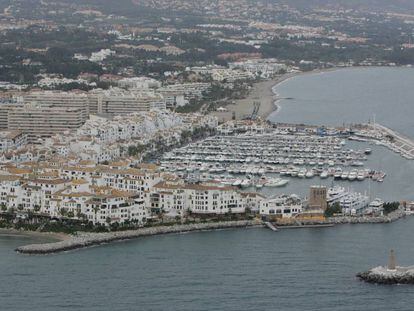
[264,178,289,187]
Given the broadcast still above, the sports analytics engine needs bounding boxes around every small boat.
[305,170,314,178]
[240,179,251,188]
[298,169,306,178]
[348,171,357,181]
[320,171,329,179]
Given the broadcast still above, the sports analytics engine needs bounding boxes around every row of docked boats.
[165,133,369,169]
[183,173,289,189]
[327,186,384,215]
[159,160,386,183]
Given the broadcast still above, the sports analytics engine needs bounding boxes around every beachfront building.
[229,59,288,78]
[150,180,247,216]
[260,194,303,219]
[158,83,211,100]
[210,68,254,82]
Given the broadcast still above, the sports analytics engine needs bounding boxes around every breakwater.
[328,209,406,224]
[357,266,414,284]
[274,210,406,227]
[15,220,260,254]
[15,211,406,255]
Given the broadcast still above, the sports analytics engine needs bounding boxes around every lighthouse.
[387,249,396,271]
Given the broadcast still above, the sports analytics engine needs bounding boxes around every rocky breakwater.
[329,209,406,224]
[16,220,260,255]
[357,266,414,284]
[357,250,414,284]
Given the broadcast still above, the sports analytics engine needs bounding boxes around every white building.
[0,130,27,152]
[260,194,303,218]
[151,180,247,216]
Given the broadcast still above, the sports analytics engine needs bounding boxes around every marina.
[160,131,387,188]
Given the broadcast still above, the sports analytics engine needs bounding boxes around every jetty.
[357,250,414,284]
[15,220,259,255]
[356,123,414,160]
[263,221,278,231]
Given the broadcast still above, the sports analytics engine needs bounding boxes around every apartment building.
[88,88,166,115]
[0,103,24,129]
[158,83,211,100]
[8,104,85,142]
[22,91,90,122]
[151,180,247,216]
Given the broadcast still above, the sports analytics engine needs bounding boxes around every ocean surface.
[263,67,414,201]
[2,67,414,311]
[2,218,414,311]
[269,67,414,137]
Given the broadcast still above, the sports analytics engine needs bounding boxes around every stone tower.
[308,186,328,210]
[388,249,396,270]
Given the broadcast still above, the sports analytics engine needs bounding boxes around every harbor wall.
[15,220,261,255]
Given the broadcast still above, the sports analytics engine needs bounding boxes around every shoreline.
[15,220,262,255]
[13,210,406,255]
[209,67,340,122]
[0,228,69,242]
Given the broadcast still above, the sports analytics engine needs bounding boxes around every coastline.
[209,67,340,123]
[0,228,69,242]
[13,210,406,255]
[15,220,262,255]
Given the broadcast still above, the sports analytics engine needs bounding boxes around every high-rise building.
[22,91,89,122]
[8,104,85,142]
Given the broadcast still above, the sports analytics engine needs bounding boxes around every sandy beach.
[0,228,69,242]
[210,68,339,123]
[209,72,301,122]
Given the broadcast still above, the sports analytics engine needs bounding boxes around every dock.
[263,221,279,231]
[357,123,414,160]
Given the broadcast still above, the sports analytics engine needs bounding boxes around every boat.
[348,170,358,181]
[334,169,342,179]
[298,169,306,178]
[357,171,366,181]
[264,178,289,187]
[232,179,242,187]
[320,171,329,179]
[305,170,314,178]
[240,179,251,188]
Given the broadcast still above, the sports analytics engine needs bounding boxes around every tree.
[324,202,342,217]
[383,202,399,215]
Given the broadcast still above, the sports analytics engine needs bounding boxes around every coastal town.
[0,74,412,237]
[3,1,414,311]
[0,0,413,250]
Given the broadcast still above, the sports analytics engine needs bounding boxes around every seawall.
[15,220,260,255]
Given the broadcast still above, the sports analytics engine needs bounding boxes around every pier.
[263,221,279,231]
[356,123,414,160]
